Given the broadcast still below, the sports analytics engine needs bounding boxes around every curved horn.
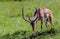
[22,7,30,23]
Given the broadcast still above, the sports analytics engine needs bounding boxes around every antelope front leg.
[45,18,49,28]
[41,17,44,30]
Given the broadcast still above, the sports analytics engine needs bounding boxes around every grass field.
[0,0,60,39]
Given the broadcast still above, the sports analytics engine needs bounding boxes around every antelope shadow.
[1,29,56,39]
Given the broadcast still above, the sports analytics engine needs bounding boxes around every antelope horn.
[22,7,30,23]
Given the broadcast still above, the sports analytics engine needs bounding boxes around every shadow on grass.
[23,28,56,39]
[0,29,56,39]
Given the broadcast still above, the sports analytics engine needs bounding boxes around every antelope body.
[22,8,53,31]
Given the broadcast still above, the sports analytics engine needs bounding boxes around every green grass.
[0,0,60,39]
